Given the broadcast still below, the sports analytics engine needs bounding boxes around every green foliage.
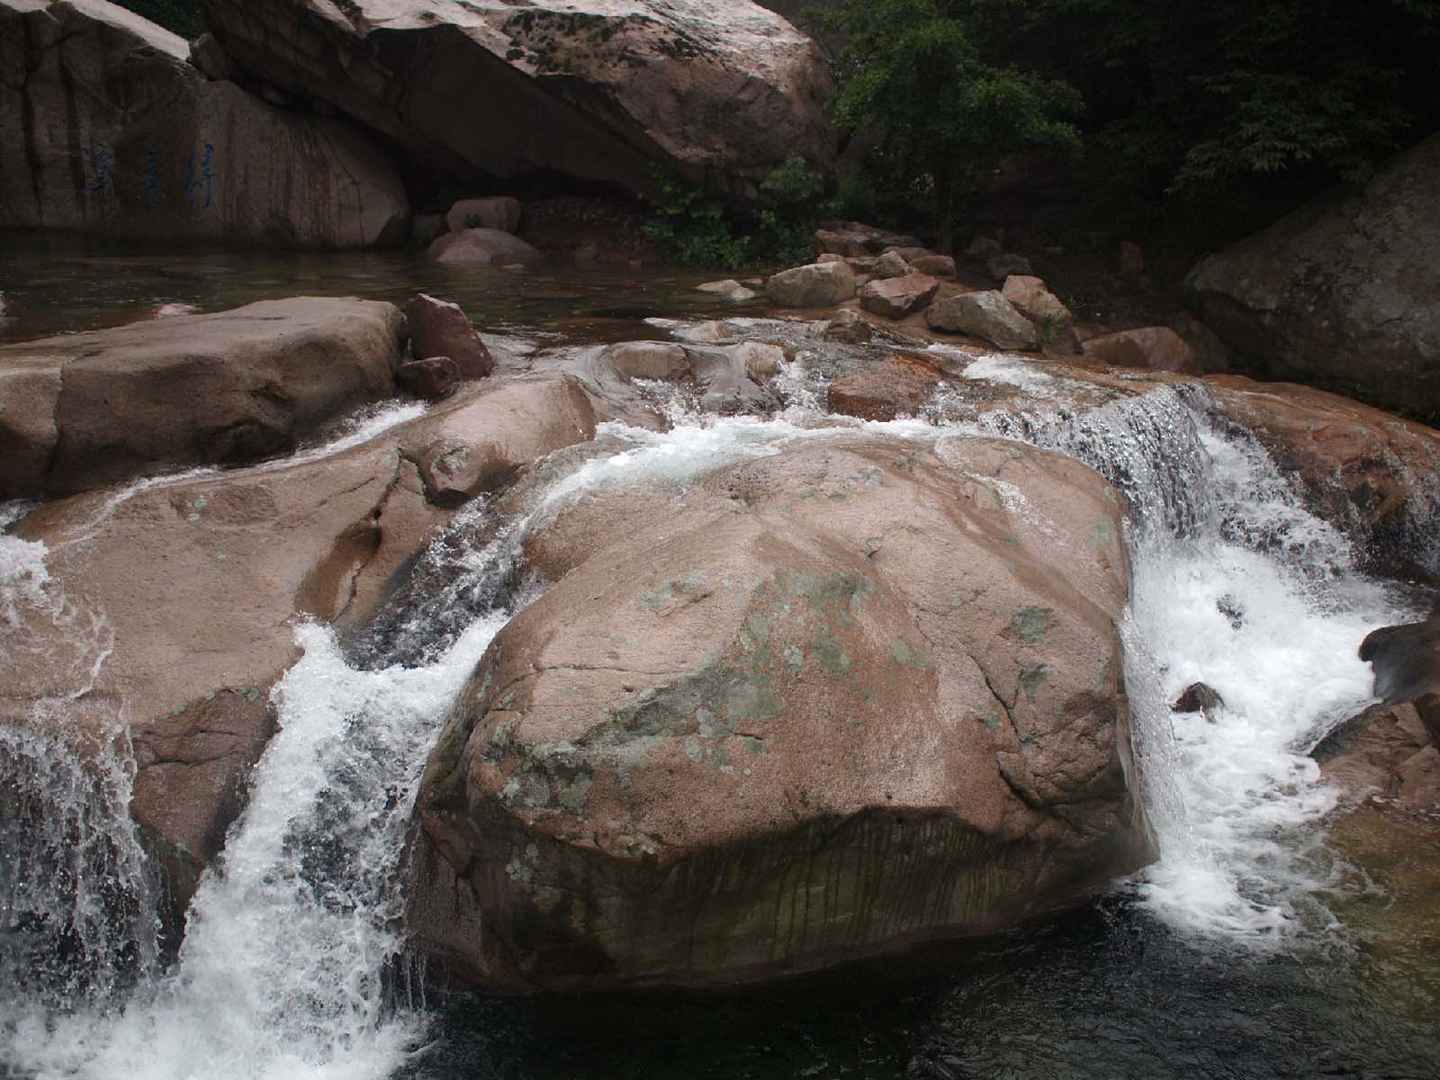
[817,0,1082,248]
[643,157,828,269]
[112,0,206,38]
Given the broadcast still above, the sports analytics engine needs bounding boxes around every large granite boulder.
[1186,134,1440,419]
[765,262,857,308]
[927,291,1039,351]
[0,0,409,247]
[199,0,835,198]
[407,434,1153,991]
[0,297,407,499]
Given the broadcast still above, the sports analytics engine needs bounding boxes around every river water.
[1,236,1437,1079]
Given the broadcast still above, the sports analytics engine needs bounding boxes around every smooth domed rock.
[765,262,857,308]
[859,273,941,320]
[0,0,410,248]
[697,279,758,302]
[398,356,463,401]
[447,197,523,235]
[406,294,495,379]
[1186,134,1440,419]
[729,340,785,382]
[827,353,942,420]
[1083,327,1196,373]
[399,377,598,506]
[926,291,1040,350]
[407,434,1150,991]
[606,342,693,382]
[201,0,834,200]
[1002,276,1079,353]
[1205,376,1440,579]
[0,298,406,499]
[429,228,545,268]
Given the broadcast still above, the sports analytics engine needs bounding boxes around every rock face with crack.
[200,0,835,198]
[0,0,410,247]
[0,297,407,498]
[407,434,1154,991]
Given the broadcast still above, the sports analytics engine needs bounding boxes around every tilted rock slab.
[0,0,410,247]
[200,0,834,198]
[408,434,1154,990]
[0,298,406,499]
[1186,134,1440,420]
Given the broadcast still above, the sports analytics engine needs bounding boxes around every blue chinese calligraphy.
[85,144,115,195]
[142,148,163,208]
[184,142,216,209]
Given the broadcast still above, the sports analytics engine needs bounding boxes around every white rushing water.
[1,340,1426,1076]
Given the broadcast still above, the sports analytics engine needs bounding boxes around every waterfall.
[1,339,1427,1076]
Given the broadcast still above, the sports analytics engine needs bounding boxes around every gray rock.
[447,196,523,235]
[429,228,545,267]
[926,291,1040,350]
[987,253,1033,281]
[765,262,857,308]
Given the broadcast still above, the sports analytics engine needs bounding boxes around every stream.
[1,236,1437,1079]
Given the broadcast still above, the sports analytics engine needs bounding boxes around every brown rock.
[0,0,409,248]
[859,273,941,320]
[1360,614,1440,705]
[429,228,545,268]
[1316,702,1437,812]
[1172,682,1224,717]
[823,308,874,344]
[1002,275,1079,354]
[1083,327,1197,374]
[873,250,912,279]
[400,377,598,506]
[826,353,942,420]
[406,294,495,379]
[408,435,1149,991]
[606,342,692,382]
[1205,376,1440,579]
[397,356,462,401]
[0,297,406,499]
[201,0,835,201]
[765,262,857,308]
[447,196,523,235]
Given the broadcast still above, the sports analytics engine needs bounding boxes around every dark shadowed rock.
[987,253,1033,281]
[406,294,495,379]
[1186,134,1440,419]
[398,356,462,401]
[1172,683,1225,718]
[1360,614,1440,706]
[0,0,409,248]
[0,297,406,499]
[408,434,1150,991]
[447,196,522,235]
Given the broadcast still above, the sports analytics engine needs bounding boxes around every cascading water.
[1,327,1429,1078]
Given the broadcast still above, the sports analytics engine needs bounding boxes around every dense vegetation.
[113,0,205,38]
[808,0,1440,248]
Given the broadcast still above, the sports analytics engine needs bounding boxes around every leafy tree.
[817,0,1081,250]
[111,1,206,39]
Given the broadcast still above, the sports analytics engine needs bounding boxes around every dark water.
[0,230,754,345]
[410,895,1438,1080]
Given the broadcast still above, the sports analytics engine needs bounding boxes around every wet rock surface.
[408,433,1150,991]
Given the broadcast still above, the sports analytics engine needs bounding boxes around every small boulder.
[988,253,1033,281]
[397,356,462,401]
[814,227,874,258]
[873,250,912,279]
[1083,327,1197,374]
[730,341,785,383]
[1002,276,1079,353]
[447,196,523,235]
[860,273,941,320]
[406,294,494,379]
[911,254,957,278]
[697,280,758,303]
[827,353,942,420]
[1360,614,1440,705]
[429,228,544,268]
[823,308,874,344]
[926,291,1040,350]
[606,342,692,382]
[765,262,857,308]
[1172,683,1225,718]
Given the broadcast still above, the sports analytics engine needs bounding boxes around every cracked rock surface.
[408,433,1153,991]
